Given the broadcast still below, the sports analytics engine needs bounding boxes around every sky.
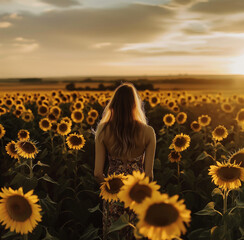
[1,0,244,78]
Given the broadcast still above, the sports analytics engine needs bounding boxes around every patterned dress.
[103,153,145,240]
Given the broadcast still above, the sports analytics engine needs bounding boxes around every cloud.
[39,0,80,7]
[190,0,244,14]
[0,21,12,28]
[212,19,244,33]
[0,4,174,49]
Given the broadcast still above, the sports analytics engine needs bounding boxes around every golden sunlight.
[229,55,244,75]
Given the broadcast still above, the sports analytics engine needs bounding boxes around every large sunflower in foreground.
[212,125,228,141]
[228,149,244,167]
[66,133,86,150]
[137,191,191,240]
[0,187,42,234]
[5,141,18,159]
[118,171,160,213]
[15,140,39,159]
[100,173,126,202]
[209,161,244,191]
[0,124,6,139]
[170,133,190,152]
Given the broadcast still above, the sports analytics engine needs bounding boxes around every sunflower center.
[215,128,225,136]
[20,131,28,138]
[74,111,82,120]
[177,114,184,122]
[39,106,48,114]
[69,136,82,146]
[201,117,208,123]
[224,104,231,111]
[129,182,152,203]
[217,167,240,182]
[171,151,180,160]
[152,97,157,104]
[6,195,32,222]
[144,202,179,226]
[42,120,50,128]
[59,123,68,132]
[175,137,187,148]
[105,178,124,194]
[166,116,173,123]
[192,123,200,129]
[20,142,36,154]
[10,143,17,154]
[229,153,244,168]
[91,112,97,118]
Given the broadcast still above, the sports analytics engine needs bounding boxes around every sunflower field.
[1,89,244,240]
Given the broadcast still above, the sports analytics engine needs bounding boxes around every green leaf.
[195,202,220,216]
[38,174,59,185]
[108,213,131,234]
[79,224,99,240]
[39,148,48,159]
[211,188,223,197]
[196,151,212,161]
[187,228,210,240]
[1,231,18,239]
[88,203,100,213]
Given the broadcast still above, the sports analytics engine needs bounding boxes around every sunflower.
[137,191,191,240]
[170,133,190,152]
[228,149,244,168]
[86,116,95,126]
[163,114,175,127]
[15,140,39,159]
[71,110,84,123]
[61,117,72,127]
[168,151,182,163]
[100,173,126,202]
[209,161,244,191]
[176,112,187,125]
[0,107,7,116]
[198,115,211,127]
[149,95,160,108]
[172,105,180,113]
[167,100,176,109]
[66,133,86,150]
[221,103,234,113]
[73,101,84,110]
[57,121,71,136]
[5,98,13,108]
[21,110,34,122]
[212,125,228,142]
[50,106,61,118]
[5,141,18,159]
[236,109,244,125]
[190,121,201,132]
[118,171,160,212]
[0,187,42,234]
[37,105,49,116]
[39,118,52,131]
[14,109,23,118]
[0,124,6,139]
[88,109,99,119]
[17,129,30,141]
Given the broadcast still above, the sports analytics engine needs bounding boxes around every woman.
[94,83,156,239]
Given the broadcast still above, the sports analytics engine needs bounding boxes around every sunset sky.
[1,0,244,78]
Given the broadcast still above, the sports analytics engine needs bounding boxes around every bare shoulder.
[143,124,155,136]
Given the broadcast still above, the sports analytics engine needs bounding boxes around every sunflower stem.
[62,136,67,153]
[29,159,33,178]
[49,131,54,153]
[223,189,228,238]
[177,161,180,191]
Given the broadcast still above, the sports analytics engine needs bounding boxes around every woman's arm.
[94,127,106,184]
[144,125,156,181]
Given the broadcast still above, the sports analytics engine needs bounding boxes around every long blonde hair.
[96,82,147,157]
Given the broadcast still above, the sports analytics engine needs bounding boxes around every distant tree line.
[65,80,157,91]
